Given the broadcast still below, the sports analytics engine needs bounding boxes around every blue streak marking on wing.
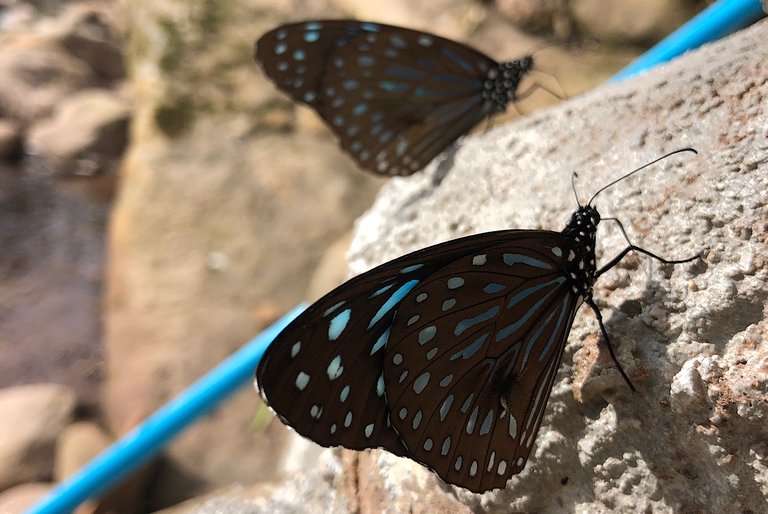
[368,279,420,328]
[305,22,323,30]
[450,332,490,361]
[361,23,380,32]
[507,277,565,309]
[496,278,566,342]
[418,57,435,69]
[400,264,424,274]
[304,31,320,42]
[328,308,351,341]
[370,326,391,355]
[520,309,557,369]
[441,47,474,73]
[324,301,345,317]
[432,73,480,86]
[503,253,553,269]
[432,97,482,124]
[379,81,409,93]
[386,64,424,80]
[483,283,506,294]
[370,283,394,299]
[455,306,500,336]
[413,86,445,98]
[539,297,571,362]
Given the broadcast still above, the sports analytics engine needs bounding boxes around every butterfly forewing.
[382,235,580,491]
[256,230,538,457]
[255,20,528,176]
[255,271,413,456]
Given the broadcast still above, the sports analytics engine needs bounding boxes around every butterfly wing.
[255,20,504,175]
[255,230,546,457]
[383,234,580,492]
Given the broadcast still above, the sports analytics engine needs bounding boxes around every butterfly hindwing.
[382,235,580,491]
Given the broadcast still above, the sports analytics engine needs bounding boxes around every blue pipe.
[26,304,306,514]
[611,0,765,82]
[25,2,767,512]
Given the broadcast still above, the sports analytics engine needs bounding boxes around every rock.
[105,121,382,508]
[0,165,108,410]
[0,481,98,514]
[305,231,354,302]
[54,421,112,481]
[331,0,484,40]
[0,384,77,489]
[0,483,52,513]
[27,89,130,176]
[0,2,36,31]
[496,0,565,34]
[37,2,125,80]
[153,473,349,514]
[0,118,22,161]
[0,35,95,122]
[571,0,693,45]
[227,19,766,513]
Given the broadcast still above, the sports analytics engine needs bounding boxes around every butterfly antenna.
[587,148,697,206]
[571,172,582,207]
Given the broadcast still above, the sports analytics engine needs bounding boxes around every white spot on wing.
[295,372,310,391]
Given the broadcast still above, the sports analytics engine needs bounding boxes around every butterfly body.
[256,20,533,175]
[256,206,604,492]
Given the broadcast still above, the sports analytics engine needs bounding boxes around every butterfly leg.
[515,81,566,102]
[585,297,636,392]
[596,217,700,278]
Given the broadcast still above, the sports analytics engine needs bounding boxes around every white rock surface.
[0,384,77,489]
[27,88,130,175]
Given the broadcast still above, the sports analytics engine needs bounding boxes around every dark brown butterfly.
[255,20,533,176]
[255,149,699,492]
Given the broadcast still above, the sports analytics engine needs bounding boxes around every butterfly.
[255,19,535,176]
[255,149,699,492]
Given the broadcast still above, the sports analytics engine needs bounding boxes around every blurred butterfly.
[255,149,699,492]
[255,20,537,176]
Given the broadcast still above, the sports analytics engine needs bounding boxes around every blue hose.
[611,0,764,82]
[25,1,766,512]
[26,304,306,514]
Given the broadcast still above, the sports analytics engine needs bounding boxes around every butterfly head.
[518,55,534,73]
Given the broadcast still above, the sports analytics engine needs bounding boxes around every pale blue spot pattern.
[418,326,437,345]
[328,308,351,341]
